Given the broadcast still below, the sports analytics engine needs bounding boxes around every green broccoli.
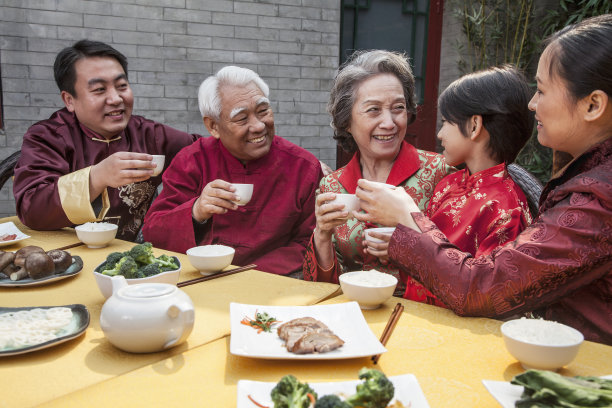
[314,395,351,408]
[345,368,394,408]
[104,252,126,270]
[101,256,139,278]
[140,262,162,277]
[129,242,156,265]
[154,254,179,271]
[270,374,317,408]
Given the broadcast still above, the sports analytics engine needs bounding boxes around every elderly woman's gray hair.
[328,50,417,153]
[198,66,270,120]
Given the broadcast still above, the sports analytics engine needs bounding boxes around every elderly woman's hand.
[354,179,422,230]
[314,192,350,239]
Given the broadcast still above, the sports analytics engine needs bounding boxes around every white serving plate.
[0,256,83,287]
[237,373,430,408]
[229,301,386,360]
[482,374,612,408]
[0,221,30,247]
[0,304,90,356]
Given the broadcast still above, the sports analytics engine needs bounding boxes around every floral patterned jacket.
[303,141,453,301]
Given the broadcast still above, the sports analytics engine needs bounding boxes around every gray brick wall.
[0,0,341,218]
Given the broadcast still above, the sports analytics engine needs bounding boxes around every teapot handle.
[163,302,195,349]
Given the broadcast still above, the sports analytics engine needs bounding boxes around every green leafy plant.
[450,0,537,74]
[450,0,611,183]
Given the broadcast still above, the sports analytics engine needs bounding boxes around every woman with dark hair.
[303,50,453,301]
[355,14,612,344]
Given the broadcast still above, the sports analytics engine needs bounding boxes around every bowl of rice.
[501,318,584,370]
[186,245,235,275]
[75,222,118,249]
[339,270,398,309]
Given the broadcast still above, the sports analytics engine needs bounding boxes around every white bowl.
[501,318,584,370]
[339,270,398,309]
[151,155,165,176]
[231,184,253,206]
[186,245,235,275]
[363,227,396,244]
[93,259,182,299]
[75,222,118,248]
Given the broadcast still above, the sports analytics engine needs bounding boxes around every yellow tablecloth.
[35,295,612,408]
[0,218,339,407]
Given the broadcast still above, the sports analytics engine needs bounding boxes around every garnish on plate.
[241,311,280,333]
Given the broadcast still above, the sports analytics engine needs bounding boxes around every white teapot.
[100,275,195,353]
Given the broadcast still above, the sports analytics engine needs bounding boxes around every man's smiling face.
[62,56,134,139]
[206,82,275,163]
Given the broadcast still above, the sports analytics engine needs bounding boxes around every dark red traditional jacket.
[14,108,198,241]
[143,136,323,276]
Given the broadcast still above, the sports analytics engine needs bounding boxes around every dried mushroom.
[24,252,55,280]
[46,250,72,273]
[0,251,16,271]
[14,246,45,267]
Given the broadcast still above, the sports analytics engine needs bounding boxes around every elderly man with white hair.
[143,66,323,276]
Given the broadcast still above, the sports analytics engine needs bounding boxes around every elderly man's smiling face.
[206,82,275,163]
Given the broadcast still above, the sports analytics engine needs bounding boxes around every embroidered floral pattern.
[117,181,156,238]
[426,164,530,257]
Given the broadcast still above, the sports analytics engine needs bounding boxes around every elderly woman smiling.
[303,50,453,300]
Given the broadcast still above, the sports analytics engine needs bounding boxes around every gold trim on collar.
[91,136,122,144]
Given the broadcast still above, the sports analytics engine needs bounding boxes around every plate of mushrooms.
[0,245,83,287]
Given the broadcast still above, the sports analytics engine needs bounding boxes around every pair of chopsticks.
[54,242,85,251]
[371,302,404,364]
[177,264,256,288]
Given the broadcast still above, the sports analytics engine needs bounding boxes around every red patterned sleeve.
[302,233,340,283]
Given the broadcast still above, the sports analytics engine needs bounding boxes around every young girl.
[426,65,534,257]
[360,65,534,306]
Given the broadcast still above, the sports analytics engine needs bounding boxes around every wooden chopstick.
[54,242,85,251]
[371,302,404,364]
[177,264,256,288]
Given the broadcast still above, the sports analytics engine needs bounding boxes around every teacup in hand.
[363,227,396,244]
[151,155,165,176]
[231,184,254,206]
[329,193,360,219]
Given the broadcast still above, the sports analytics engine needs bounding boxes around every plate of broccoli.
[237,368,430,408]
[93,242,181,298]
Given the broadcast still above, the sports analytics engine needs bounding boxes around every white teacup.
[151,155,165,176]
[367,181,396,190]
[329,193,360,218]
[363,227,396,244]
[231,183,254,206]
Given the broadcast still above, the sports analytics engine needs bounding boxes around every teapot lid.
[119,283,176,298]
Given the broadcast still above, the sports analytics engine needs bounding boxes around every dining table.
[1,216,611,407]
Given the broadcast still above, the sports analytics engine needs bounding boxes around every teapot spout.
[110,275,128,295]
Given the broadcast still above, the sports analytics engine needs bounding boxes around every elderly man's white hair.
[198,66,270,120]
